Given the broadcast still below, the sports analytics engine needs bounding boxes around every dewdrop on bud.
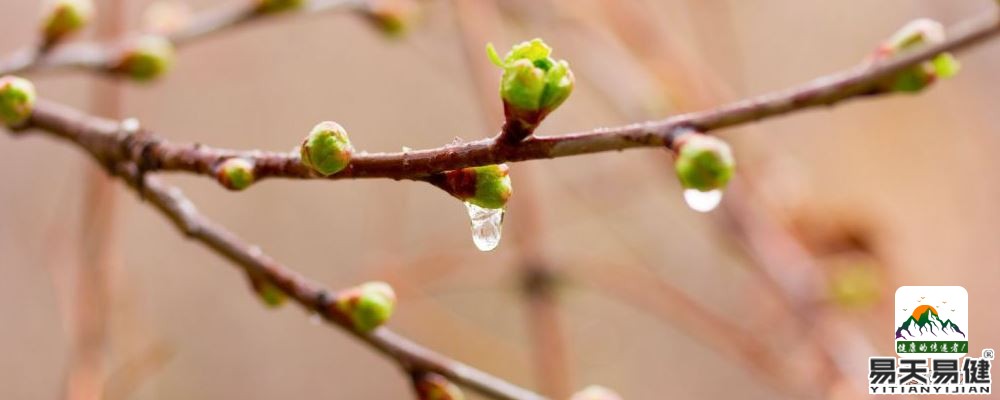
[413,372,464,400]
[41,0,94,45]
[571,385,623,400]
[334,282,396,333]
[300,121,353,176]
[488,39,574,138]
[438,164,513,209]
[432,164,511,251]
[216,158,256,191]
[673,132,734,213]
[0,76,37,127]
[114,35,175,82]
[874,18,960,93]
[674,133,735,193]
[256,0,305,13]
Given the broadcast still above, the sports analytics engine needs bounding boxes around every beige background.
[1,0,999,399]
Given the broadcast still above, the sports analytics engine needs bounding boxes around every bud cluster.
[488,39,574,141]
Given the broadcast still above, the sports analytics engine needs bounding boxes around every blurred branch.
[450,0,571,397]
[17,10,1000,187]
[0,0,370,76]
[57,160,544,400]
[65,1,126,398]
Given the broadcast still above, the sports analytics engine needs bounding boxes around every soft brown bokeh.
[1,0,999,399]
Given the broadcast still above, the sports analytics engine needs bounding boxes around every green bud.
[248,273,287,308]
[114,35,175,82]
[673,133,735,192]
[300,121,353,176]
[216,158,256,191]
[256,0,305,13]
[829,260,881,310]
[41,0,94,44]
[364,0,414,37]
[570,385,623,400]
[488,38,574,130]
[0,76,37,127]
[413,372,464,400]
[931,53,960,79]
[437,164,512,209]
[875,19,959,93]
[335,281,396,333]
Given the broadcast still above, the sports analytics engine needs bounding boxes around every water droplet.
[121,117,141,134]
[465,202,503,251]
[683,189,723,213]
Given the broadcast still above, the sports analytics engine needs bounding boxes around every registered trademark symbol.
[984,348,995,360]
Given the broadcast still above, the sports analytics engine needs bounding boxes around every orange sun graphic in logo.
[912,304,938,319]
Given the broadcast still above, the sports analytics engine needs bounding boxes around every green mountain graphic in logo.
[895,305,965,340]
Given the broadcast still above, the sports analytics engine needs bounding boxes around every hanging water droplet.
[465,202,504,251]
[683,189,723,213]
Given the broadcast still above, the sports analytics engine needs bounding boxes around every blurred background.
[1,0,999,399]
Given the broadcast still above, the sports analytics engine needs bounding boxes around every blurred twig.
[64,1,126,399]
[450,0,571,396]
[0,0,370,76]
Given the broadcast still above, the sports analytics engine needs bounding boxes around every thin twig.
[80,161,544,400]
[450,0,571,396]
[20,10,1000,185]
[0,0,369,76]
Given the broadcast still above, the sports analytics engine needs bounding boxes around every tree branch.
[81,160,543,400]
[20,10,1000,187]
[0,0,369,76]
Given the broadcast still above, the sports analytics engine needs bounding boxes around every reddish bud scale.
[439,167,479,200]
[331,282,396,333]
[412,372,465,400]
